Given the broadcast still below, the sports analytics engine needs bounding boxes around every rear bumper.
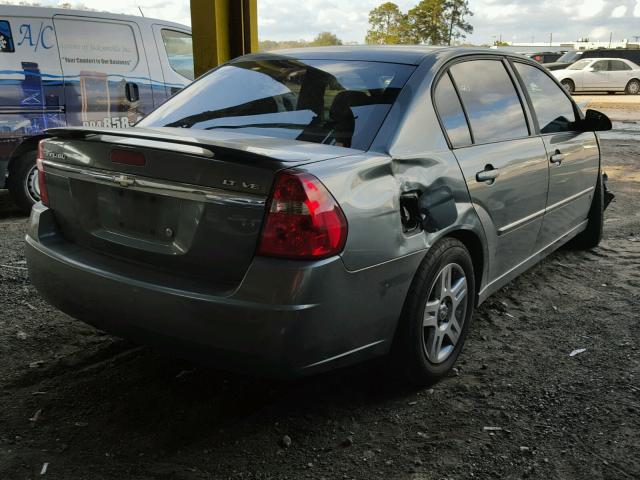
[26,204,422,378]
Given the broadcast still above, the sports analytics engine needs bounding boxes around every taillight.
[36,140,49,206]
[110,149,146,166]
[258,171,348,260]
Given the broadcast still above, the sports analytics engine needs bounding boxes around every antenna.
[138,6,145,17]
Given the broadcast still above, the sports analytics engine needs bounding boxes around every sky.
[4,0,640,45]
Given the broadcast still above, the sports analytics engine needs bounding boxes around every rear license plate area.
[95,185,179,242]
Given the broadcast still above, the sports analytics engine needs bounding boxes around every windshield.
[568,59,592,70]
[138,58,415,150]
[556,51,583,63]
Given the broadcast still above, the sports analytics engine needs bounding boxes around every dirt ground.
[578,94,640,122]
[1,134,639,480]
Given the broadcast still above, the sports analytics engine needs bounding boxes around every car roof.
[583,57,635,61]
[245,45,520,66]
[0,4,190,31]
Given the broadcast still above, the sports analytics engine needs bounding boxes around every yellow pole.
[190,0,259,78]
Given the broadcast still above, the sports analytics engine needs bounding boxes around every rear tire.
[7,150,39,215]
[561,79,575,94]
[625,79,640,95]
[570,171,604,249]
[392,238,475,387]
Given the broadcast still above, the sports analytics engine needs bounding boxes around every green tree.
[444,0,473,45]
[309,32,343,46]
[365,2,410,44]
[407,0,448,45]
[259,39,281,51]
[365,0,474,46]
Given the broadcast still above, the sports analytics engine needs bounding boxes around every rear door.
[53,15,154,129]
[436,58,550,281]
[512,61,599,250]
[608,60,633,90]
[583,60,610,89]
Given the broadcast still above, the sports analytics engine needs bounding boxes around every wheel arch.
[626,77,640,90]
[7,135,45,173]
[560,77,575,89]
[445,228,485,307]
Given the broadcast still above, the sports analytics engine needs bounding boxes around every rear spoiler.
[44,127,272,163]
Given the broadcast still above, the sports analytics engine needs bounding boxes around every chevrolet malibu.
[552,57,640,94]
[26,47,612,384]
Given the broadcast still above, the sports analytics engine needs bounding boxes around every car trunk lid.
[40,127,353,291]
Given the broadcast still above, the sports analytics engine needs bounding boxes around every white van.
[0,5,193,211]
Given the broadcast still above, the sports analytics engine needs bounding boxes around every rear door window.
[514,62,576,133]
[434,72,472,147]
[449,59,529,144]
[160,29,194,80]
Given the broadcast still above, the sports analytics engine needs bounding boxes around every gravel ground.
[0,137,639,480]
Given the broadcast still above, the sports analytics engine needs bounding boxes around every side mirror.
[585,66,594,72]
[581,109,612,132]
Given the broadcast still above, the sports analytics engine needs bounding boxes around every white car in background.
[552,58,640,95]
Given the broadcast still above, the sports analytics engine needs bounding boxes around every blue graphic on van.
[0,20,15,53]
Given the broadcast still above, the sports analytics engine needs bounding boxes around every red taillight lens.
[36,140,49,206]
[258,171,348,260]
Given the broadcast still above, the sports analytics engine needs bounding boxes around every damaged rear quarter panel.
[303,51,488,290]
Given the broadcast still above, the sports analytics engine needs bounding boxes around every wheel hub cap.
[422,263,469,364]
[438,299,451,324]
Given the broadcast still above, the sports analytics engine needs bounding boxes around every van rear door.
[53,15,155,129]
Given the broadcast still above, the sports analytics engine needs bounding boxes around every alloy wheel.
[422,263,469,364]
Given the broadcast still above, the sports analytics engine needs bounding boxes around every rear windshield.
[138,58,415,150]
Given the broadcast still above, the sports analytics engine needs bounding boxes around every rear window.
[138,58,415,150]
[609,60,631,71]
[0,20,14,53]
[161,29,194,80]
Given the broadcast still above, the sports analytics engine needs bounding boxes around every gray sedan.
[26,47,611,385]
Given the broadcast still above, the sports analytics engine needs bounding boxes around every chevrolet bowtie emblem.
[113,174,135,187]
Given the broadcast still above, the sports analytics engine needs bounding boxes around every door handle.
[476,166,500,184]
[550,150,565,164]
[125,82,139,102]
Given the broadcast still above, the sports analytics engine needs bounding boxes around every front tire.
[561,79,575,94]
[392,238,476,386]
[625,79,640,95]
[7,150,39,215]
